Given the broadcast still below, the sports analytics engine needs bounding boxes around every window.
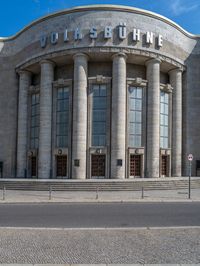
[30,93,40,149]
[128,87,143,147]
[56,87,69,147]
[160,91,169,148]
[92,84,107,146]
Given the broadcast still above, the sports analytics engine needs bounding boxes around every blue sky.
[0,0,200,37]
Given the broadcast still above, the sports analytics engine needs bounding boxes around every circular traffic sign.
[188,154,193,161]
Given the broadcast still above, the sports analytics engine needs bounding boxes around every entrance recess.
[91,154,106,178]
[130,154,141,177]
[56,155,67,178]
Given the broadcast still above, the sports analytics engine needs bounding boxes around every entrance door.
[161,155,168,176]
[31,156,37,178]
[130,154,141,177]
[56,155,67,178]
[91,154,106,178]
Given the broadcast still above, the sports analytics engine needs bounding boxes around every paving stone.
[0,228,199,264]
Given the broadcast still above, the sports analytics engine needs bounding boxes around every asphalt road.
[0,202,200,228]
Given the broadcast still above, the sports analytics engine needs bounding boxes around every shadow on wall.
[183,38,200,176]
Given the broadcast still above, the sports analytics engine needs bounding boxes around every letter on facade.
[133,29,140,41]
[104,26,112,39]
[158,34,163,47]
[119,23,127,40]
[40,35,47,48]
[146,31,154,44]
[74,28,83,40]
[51,32,59,45]
[90,27,97,39]
[64,29,69,42]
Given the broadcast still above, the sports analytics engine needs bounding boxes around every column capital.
[39,59,55,67]
[145,57,161,66]
[168,67,183,75]
[73,53,89,61]
[17,69,32,76]
[112,52,127,61]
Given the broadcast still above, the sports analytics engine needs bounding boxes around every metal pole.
[49,185,52,200]
[189,161,192,199]
[96,187,99,200]
[3,185,6,201]
[141,186,144,199]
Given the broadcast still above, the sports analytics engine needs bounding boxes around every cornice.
[15,46,185,72]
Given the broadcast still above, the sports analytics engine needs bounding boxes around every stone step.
[0,179,199,191]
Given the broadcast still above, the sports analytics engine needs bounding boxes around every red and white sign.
[188,154,193,161]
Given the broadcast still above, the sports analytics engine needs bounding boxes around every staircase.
[0,178,200,191]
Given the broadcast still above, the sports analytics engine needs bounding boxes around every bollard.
[49,185,52,200]
[96,187,99,200]
[188,160,192,199]
[141,186,144,199]
[3,185,6,201]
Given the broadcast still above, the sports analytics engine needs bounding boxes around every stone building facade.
[0,5,199,179]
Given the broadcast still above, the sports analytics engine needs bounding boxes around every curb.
[0,199,200,204]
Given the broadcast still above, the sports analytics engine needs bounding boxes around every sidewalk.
[0,188,199,203]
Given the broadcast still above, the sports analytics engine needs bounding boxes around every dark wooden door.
[130,155,141,177]
[161,155,168,176]
[56,155,67,177]
[91,155,106,178]
[31,156,37,177]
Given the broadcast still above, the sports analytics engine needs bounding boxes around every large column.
[146,58,161,178]
[111,53,127,179]
[38,60,54,179]
[17,70,32,177]
[169,68,182,176]
[72,53,88,179]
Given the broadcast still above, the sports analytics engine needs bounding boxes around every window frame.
[52,79,72,179]
[56,86,70,148]
[128,86,144,148]
[160,90,169,149]
[30,92,40,149]
[91,83,108,147]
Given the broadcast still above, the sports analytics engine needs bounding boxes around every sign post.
[188,154,193,199]
[0,162,3,178]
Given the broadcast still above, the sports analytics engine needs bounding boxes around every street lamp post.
[187,154,193,199]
